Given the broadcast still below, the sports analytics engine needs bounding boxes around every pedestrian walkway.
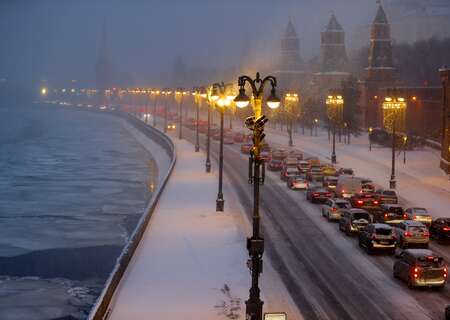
[107,131,301,319]
[265,126,450,219]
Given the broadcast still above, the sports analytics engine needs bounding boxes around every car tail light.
[331,207,337,212]
[313,193,320,197]
[384,213,388,218]
[342,189,345,193]
[373,200,379,205]
[403,213,408,219]
[357,200,364,205]
[423,231,430,237]
[404,231,412,237]
[326,193,332,197]
[412,215,416,220]
[444,267,448,278]
[413,267,419,278]
[443,227,450,231]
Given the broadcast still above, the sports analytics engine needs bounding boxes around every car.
[322,166,338,177]
[375,189,398,204]
[393,249,447,289]
[335,176,363,198]
[240,143,252,154]
[429,218,450,243]
[307,166,324,182]
[306,187,332,203]
[358,223,396,254]
[223,134,234,144]
[280,166,301,181]
[167,122,176,130]
[339,208,372,235]
[267,159,283,171]
[297,160,310,173]
[404,208,432,226]
[289,150,303,161]
[338,168,354,176]
[283,157,298,167]
[321,198,351,221]
[271,149,288,160]
[323,176,338,193]
[350,193,380,210]
[376,204,407,225]
[393,220,430,249]
[361,179,375,194]
[287,175,308,190]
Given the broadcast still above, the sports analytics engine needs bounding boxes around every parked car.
[429,218,450,243]
[376,204,407,225]
[393,249,447,289]
[267,159,283,171]
[287,175,308,190]
[393,220,430,248]
[338,167,354,176]
[350,193,380,210]
[240,143,252,154]
[404,208,432,226]
[323,176,338,193]
[358,223,396,254]
[339,209,372,235]
[336,176,363,198]
[375,189,398,204]
[298,160,310,173]
[321,198,351,221]
[280,166,301,181]
[306,187,333,203]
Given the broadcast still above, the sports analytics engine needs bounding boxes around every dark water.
[0,104,156,319]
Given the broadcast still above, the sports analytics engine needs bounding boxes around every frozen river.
[0,104,156,319]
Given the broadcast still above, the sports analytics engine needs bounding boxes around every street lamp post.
[204,88,214,173]
[151,89,160,127]
[284,92,299,147]
[210,83,234,212]
[403,135,407,164]
[382,93,407,189]
[162,89,172,133]
[234,72,281,320]
[175,88,189,140]
[326,92,344,164]
[368,127,373,151]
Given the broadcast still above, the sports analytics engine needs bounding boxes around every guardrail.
[87,111,176,320]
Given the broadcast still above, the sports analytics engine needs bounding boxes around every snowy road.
[183,125,450,320]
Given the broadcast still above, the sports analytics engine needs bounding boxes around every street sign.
[264,312,287,320]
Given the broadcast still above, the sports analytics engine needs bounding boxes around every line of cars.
[261,144,449,291]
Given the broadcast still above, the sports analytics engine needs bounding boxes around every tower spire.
[95,24,113,91]
[320,13,347,72]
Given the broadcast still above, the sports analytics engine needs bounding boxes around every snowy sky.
[0,0,380,86]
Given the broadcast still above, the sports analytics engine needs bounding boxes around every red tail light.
[403,213,408,219]
[404,231,412,237]
[384,213,388,218]
[444,267,448,278]
[413,267,419,278]
[313,193,320,196]
[331,207,337,212]
[423,231,430,237]
[357,200,364,205]
[443,227,450,231]
[373,200,379,205]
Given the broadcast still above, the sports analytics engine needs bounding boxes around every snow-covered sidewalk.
[265,125,450,219]
[107,133,301,320]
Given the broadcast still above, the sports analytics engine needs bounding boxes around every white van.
[336,176,363,198]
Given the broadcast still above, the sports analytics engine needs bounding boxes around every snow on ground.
[107,131,302,320]
[264,126,450,219]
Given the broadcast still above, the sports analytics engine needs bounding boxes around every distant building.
[274,19,305,91]
[313,14,350,96]
[360,3,396,127]
[95,25,113,92]
[441,67,450,174]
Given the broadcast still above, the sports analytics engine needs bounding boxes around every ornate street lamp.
[204,86,217,173]
[326,91,344,164]
[234,72,280,320]
[368,127,373,151]
[211,82,234,212]
[382,91,407,189]
[175,88,189,140]
[284,91,299,147]
[150,89,160,127]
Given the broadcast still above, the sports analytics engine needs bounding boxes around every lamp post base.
[389,178,396,189]
[331,153,337,164]
[206,161,211,173]
[216,198,224,212]
[245,298,264,320]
